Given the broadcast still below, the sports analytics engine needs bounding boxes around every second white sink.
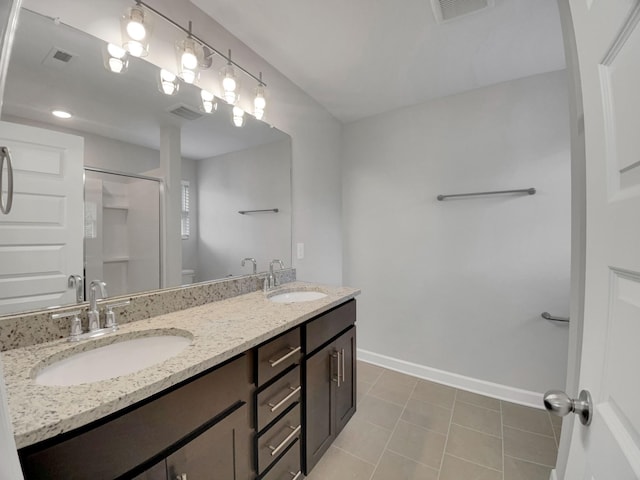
[33,333,192,386]
[269,291,328,303]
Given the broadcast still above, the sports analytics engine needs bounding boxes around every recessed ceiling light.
[52,110,72,119]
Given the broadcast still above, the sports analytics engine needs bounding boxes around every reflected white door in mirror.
[0,121,84,315]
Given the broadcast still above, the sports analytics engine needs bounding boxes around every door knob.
[543,389,593,426]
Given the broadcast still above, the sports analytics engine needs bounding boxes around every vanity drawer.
[261,439,301,480]
[256,327,301,386]
[257,404,301,474]
[306,299,356,354]
[256,366,301,432]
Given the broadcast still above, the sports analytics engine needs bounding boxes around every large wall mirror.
[0,8,292,316]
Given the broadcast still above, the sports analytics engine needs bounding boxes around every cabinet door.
[304,342,338,472]
[334,326,356,434]
[166,404,252,480]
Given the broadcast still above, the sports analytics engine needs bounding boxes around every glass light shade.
[176,38,201,84]
[107,43,127,59]
[232,106,245,127]
[160,69,179,95]
[181,50,197,70]
[108,57,126,73]
[126,7,146,41]
[121,6,151,57]
[104,43,128,73]
[200,90,217,113]
[254,85,266,119]
[181,69,197,84]
[221,64,238,104]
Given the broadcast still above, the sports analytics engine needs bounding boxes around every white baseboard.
[549,469,558,480]
[357,348,545,409]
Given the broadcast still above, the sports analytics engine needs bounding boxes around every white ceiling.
[191,0,566,123]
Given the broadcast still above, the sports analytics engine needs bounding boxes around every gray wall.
[197,140,291,280]
[342,70,570,397]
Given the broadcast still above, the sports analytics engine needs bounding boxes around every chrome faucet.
[88,280,108,332]
[265,259,285,291]
[241,257,257,274]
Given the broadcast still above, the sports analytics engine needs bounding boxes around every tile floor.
[306,361,561,480]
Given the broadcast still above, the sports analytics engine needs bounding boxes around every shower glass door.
[84,169,161,298]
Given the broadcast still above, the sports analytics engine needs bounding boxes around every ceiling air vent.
[168,105,203,121]
[42,47,77,68]
[431,0,494,24]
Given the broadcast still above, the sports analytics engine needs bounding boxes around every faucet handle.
[104,300,130,330]
[51,310,83,342]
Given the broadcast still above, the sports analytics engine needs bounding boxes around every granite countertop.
[2,282,360,449]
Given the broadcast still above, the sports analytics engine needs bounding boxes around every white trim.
[357,348,545,409]
[549,468,558,480]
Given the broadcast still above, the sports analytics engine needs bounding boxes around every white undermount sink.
[33,333,192,386]
[268,290,328,303]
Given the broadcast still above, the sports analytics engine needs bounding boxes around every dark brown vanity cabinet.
[303,300,357,474]
[19,354,253,480]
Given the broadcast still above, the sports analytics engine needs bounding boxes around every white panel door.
[564,0,640,478]
[0,121,84,314]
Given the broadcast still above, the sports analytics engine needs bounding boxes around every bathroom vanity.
[2,283,358,479]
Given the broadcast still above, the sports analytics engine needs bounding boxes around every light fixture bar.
[134,0,266,87]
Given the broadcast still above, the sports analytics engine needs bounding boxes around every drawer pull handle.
[268,424,301,457]
[268,346,301,368]
[268,385,302,412]
[290,471,302,480]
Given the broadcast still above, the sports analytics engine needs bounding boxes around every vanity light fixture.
[121,4,151,57]
[105,43,129,73]
[232,106,245,127]
[200,89,217,114]
[159,69,179,96]
[254,72,266,120]
[221,50,238,105]
[52,110,72,119]
[124,1,268,114]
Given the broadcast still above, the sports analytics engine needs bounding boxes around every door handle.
[541,312,570,323]
[543,389,592,425]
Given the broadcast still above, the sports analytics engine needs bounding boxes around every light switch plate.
[296,242,304,260]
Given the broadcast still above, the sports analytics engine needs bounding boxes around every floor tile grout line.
[449,421,502,439]
[384,448,440,473]
[455,398,501,413]
[367,378,418,480]
[502,423,557,439]
[444,452,503,473]
[503,453,558,470]
[436,388,457,480]
[331,444,378,467]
